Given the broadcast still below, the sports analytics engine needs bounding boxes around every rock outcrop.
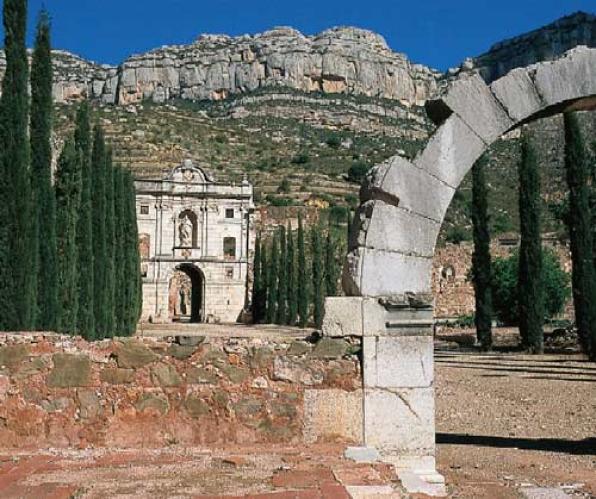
[472,11,596,82]
[0,26,440,106]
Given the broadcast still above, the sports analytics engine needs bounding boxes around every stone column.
[323,294,445,496]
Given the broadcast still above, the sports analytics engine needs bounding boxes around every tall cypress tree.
[276,225,287,324]
[261,244,269,324]
[113,166,126,333]
[104,148,116,336]
[287,222,297,325]
[30,9,58,330]
[75,102,95,338]
[91,125,108,338]
[311,223,324,329]
[55,139,82,334]
[471,154,493,350]
[325,221,338,297]
[252,233,263,323]
[564,112,596,359]
[266,232,279,324]
[124,170,142,333]
[297,214,308,327]
[518,129,544,353]
[0,0,34,330]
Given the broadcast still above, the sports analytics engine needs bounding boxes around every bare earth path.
[435,330,596,498]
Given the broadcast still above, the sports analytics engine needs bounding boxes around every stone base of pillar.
[323,295,446,496]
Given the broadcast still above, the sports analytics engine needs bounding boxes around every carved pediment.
[166,159,213,184]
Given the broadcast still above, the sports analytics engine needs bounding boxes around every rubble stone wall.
[0,334,362,449]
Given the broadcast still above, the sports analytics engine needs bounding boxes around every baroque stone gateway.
[135,160,254,324]
[324,46,596,494]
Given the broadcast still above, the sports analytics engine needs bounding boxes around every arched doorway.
[168,264,205,323]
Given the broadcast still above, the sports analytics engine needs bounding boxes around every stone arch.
[325,46,596,493]
[344,47,596,298]
[168,264,205,323]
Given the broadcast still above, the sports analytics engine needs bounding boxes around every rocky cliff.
[471,11,595,82]
[0,26,440,106]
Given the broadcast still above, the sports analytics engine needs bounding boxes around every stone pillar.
[323,295,445,496]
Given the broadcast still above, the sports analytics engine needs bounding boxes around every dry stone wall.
[0,333,362,449]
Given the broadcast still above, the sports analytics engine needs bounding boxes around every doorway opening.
[168,264,205,323]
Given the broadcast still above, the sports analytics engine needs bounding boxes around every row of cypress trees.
[471,114,596,359]
[252,215,340,329]
[0,0,141,338]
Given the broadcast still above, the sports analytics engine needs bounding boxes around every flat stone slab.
[346,485,403,498]
[520,487,571,499]
[397,470,446,497]
[344,446,381,463]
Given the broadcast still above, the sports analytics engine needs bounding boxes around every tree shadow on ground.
[436,433,596,456]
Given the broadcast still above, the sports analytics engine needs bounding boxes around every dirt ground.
[0,327,594,498]
[435,327,596,498]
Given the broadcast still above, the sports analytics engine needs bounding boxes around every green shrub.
[491,250,570,325]
[291,153,309,165]
[278,177,291,194]
[347,161,369,184]
[325,135,341,148]
[444,225,470,244]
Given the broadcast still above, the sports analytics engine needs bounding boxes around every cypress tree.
[518,129,544,353]
[104,148,116,336]
[261,244,269,324]
[252,233,263,323]
[471,154,493,350]
[266,232,279,324]
[124,170,142,332]
[297,214,308,327]
[325,221,338,297]
[55,139,82,334]
[113,166,126,333]
[30,9,58,330]
[91,125,108,337]
[75,102,95,338]
[287,222,297,325]
[564,112,596,359]
[311,223,324,329]
[276,225,287,324]
[0,0,34,330]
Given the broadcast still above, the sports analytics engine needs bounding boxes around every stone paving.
[0,445,403,498]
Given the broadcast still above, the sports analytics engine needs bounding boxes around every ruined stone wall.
[432,239,573,319]
[0,334,362,449]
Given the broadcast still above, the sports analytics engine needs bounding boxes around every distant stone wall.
[432,238,573,319]
[0,334,362,449]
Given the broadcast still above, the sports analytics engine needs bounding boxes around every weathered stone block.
[364,386,435,458]
[311,338,350,359]
[0,344,29,372]
[304,389,363,444]
[490,68,543,122]
[286,341,312,356]
[100,368,135,385]
[273,357,323,385]
[344,446,380,463]
[47,353,91,388]
[220,365,249,384]
[361,156,456,223]
[77,389,100,419]
[346,247,433,297]
[150,363,182,387]
[432,73,514,143]
[184,396,210,417]
[115,341,158,369]
[135,393,169,415]
[413,114,486,188]
[533,47,596,108]
[167,344,196,360]
[322,297,363,337]
[356,200,440,257]
[233,397,263,419]
[185,366,217,384]
[363,336,433,389]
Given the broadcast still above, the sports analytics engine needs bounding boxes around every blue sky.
[4,0,594,70]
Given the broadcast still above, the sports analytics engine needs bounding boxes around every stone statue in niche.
[179,215,193,247]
